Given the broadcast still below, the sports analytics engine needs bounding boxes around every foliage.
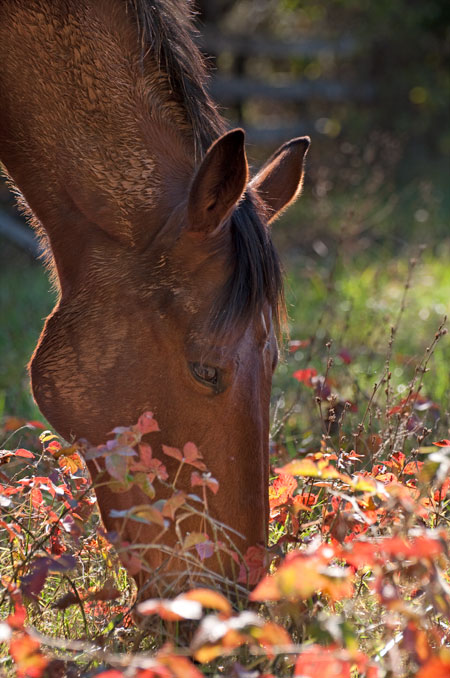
[1,262,450,676]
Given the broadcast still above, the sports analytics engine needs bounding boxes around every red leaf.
[293,367,317,386]
[294,645,351,678]
[7,603,27,629]
[183,442,207,471]
[162,445,183,462]
[26,420,46,430]
[137,411,160,435]
[30,487,43,508]
[9,633,48,678]
[289,339,311,352]
[433,439,450,447]
[238,545,268,586]
[338,348,352,364]
[191,472,219,494]
[15,449,35,459]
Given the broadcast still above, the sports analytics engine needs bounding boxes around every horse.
[0,0,309,594]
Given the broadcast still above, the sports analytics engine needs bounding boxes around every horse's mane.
[128,0,225,157]
[129,1,285,336]
[211,193,285,338]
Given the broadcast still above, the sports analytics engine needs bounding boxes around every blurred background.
[1,0,450,439]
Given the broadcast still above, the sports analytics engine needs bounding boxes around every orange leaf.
[157,653,203,678]
[183,588,232,617]
[9,633,48,678]
[250,549,353,603]
[58,452,84,475]
[137,597,202,621]
[275,458,346,481]
[193,629,247,663]
[162,492,187,520]
[250,621,292,659]
[269,474,297,510]
[417,655,450,678]
[294,645,351,678]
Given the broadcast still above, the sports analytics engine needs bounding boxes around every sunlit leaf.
[9,633,48,678]
[157,653,203,678]
[417,655,450,678]
[183,588,232,617]
[249,621,292,659]
[138,597,202,621]
[250,548,353,602]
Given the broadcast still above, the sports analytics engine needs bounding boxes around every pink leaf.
[162,445,183,462]
[183,442,207,471]
[139,443,153,466]
[137,411,160,435]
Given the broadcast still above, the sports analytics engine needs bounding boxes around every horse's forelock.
[209,193,285,339]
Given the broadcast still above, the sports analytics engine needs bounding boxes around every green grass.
[0,244,55,420]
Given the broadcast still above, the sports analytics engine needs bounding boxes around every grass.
[0,243,55,421]
[1,186,450,677]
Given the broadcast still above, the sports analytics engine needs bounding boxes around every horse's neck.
[0,0,196,282]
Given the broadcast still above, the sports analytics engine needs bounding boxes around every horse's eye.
[190,362,218,387]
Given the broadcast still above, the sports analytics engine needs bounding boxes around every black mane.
[212,193,285,337]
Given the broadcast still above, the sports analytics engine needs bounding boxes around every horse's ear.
[188,129,248,234]
[250,136,310,223]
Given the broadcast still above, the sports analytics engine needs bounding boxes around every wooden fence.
[200,26,374,145]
